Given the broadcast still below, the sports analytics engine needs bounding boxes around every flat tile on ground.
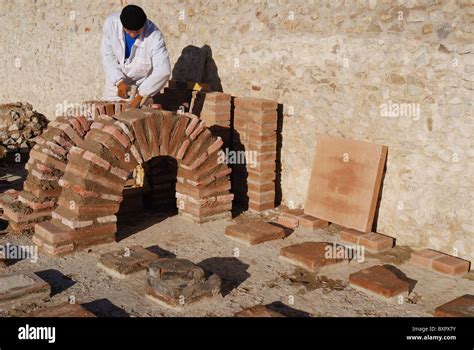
[234,304,284,317]
[97,245,160,279]
[349,265,416,299]
[280,242,348,272]
[0,272,51,310]
[434,294,474,317]
[28,302,96,317]
[224,220,287,246]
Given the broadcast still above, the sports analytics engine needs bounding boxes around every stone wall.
[0,0,472,263]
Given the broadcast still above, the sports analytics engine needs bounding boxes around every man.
[101,5,171,108]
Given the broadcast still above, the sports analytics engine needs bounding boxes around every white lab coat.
[101,11,171,101]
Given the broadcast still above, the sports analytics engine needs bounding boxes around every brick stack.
[191,91,232,149]
[145,156,178,212]
[32,109,232,255]
[232,98,278,212]
[0,102,123,234]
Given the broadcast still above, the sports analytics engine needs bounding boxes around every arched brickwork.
[30,107,232,256]
[1,102,124,233]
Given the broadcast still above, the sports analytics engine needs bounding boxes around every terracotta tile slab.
[305,135,387,233]
[0,272,51,310]
[224,221,287,246]
[435,294,474,317]
[97,245,160,279]
[234,305,284,317]
[280,242,347,272]
[349,265,415,299]
[28,302,96,317]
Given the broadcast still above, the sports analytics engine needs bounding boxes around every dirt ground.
[0,206,472,317]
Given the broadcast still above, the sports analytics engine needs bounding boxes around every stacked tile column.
[233,98,278,212]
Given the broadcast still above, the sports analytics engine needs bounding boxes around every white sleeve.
[137,35,171,97]
[100,17,124,85]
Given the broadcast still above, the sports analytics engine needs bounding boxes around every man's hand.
[117,81,129,99]
[130,95,143,109]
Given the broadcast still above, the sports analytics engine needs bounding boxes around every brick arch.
[1,102,123,234]
[32,108,232,256]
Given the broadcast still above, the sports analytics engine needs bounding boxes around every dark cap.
[120,5,147,31]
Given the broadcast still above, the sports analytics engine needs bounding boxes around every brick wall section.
[32,108,232,256]
[233,97,278,212]
[1,101,126,234]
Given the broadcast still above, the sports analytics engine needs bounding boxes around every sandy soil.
[0,208,472,317]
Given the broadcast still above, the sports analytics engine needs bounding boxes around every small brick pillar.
[232,98,278,212]
[191,91,232,149]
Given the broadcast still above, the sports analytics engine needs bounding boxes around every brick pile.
[0,102,48,158]
[31,108,231,256]
[145,258,221,307]
[191,91,232,148]
[0,102,123,234]
[233,98,278,212]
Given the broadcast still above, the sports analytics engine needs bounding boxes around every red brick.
[234,97,278,110]
[69,118,85,137]
[431,255,470,276]
[248,190,275,204]
[358,233,394,253]
[102,125,130,149]
[340,228,367,244]
[248,201,275,212]
[277,214,298,229]
[280,242,347,271]
[82,151,111,171]
[341,229,394,253]
[349,265,413,298]
[298,215,329,229]
[409,249,445,269]
[224,221,286,246]
[434,295,474,317]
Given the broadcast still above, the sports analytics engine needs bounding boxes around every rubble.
[0,102,48,157]
[145,258,221,308]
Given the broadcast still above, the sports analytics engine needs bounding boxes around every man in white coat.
[101,5,171,108]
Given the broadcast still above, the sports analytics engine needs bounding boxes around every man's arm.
[137,35,171,98]
[100,17,125,86]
